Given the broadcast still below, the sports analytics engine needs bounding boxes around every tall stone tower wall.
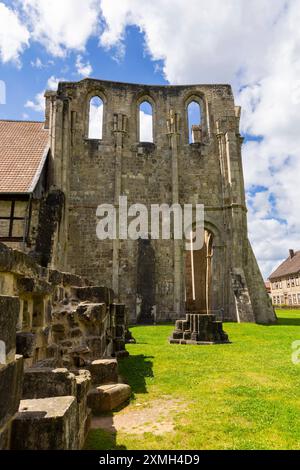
[45,79,276,324]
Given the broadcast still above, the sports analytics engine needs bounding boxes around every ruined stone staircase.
[0,242,132,450]
[170,312,229,345]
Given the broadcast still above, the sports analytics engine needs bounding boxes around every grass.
[86,310,300,450]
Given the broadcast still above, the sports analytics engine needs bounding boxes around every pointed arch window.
[139,101,153,143]
[187,101,202,144]
[88,96,103,139]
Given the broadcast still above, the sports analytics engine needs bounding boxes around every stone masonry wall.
[0,241,129,449]
[45,78,276,325]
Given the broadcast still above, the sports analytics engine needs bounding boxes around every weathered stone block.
[75,369,91,402]
[16,332,36,359]
[22,368,77,399]
[74,370,91,449]
[76,302,106,325]
[48,269,63,285]
[63,272,86,287]
[11,396,78,450]
[74,286,113,304]
[0,296,20,361]
[111,304,126,324]
[0,421,11,450]
[89,359,118,385]
[85,336,105,359]
[87,384,131,414]
[17,277,53,296]
[0,355,23,430]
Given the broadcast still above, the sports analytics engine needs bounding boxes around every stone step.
[22,368,77,400]
[89,359,118,385]
[87,383,131,414]
[11,396,78,450]
[170,312,230,345]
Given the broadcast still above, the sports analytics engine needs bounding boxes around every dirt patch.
[91,396,186,435]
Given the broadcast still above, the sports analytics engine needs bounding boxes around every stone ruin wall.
[46,79,276,325]
[0,242,130,450]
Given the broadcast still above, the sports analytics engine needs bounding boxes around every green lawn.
[86,310,300,450]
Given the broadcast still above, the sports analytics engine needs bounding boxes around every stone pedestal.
[111,304,129,358]
[11,397,78,450]
[89,359,118,385]
[87,358,131,414]
[21,367,91,449]
[170,313,230,345]
[0,355,24,449]
[87,384,131,414]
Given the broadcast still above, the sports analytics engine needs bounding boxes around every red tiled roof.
[269,250,300,280]
[0,120,49,193]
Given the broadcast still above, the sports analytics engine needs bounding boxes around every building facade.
[269,250,300,307]
[44,78,275,324]
[0,78,276,325]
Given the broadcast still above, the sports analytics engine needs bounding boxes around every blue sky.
[0,0,300,279]
[0,25,167,121]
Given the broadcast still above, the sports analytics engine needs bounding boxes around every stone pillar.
[112,114,128,300]
[167,110,182,316]
[0,296,24,450]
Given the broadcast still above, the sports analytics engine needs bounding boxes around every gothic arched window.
[88,96,103,139]
[139,101,153,143]
[187,101,202,143]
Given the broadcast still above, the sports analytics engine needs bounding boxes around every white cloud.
[2,0,299,279]
[30,57,44,68]
[25,75,64,113]
[0,2,30,64]
[75,55,93,77]
[25,91,45,113]
[46,75,64,91]
[98,0,300,279]
[19,0,100,57]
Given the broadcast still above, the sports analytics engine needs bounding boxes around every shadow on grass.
[85,424,127,451]
[85,355,154,450]
[129,322,174,329]
[118,354,154,396]
[277,317,300,327]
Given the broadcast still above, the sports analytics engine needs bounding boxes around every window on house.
[88,96,103,139]
[188,101,202,144]
[281,296,285,304]
[273,297,277,304]
[287,279,291,288]
[297,293,300,304]
[139,101,153,143]
[0,199,29,241]
[291,278,295,287]
[293,294,297,304]
[288,295,292,305]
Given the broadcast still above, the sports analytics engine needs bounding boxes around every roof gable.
[269,250,300,280]
[0,120,49,194]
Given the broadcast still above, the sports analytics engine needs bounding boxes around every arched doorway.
[185,229,213,313]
